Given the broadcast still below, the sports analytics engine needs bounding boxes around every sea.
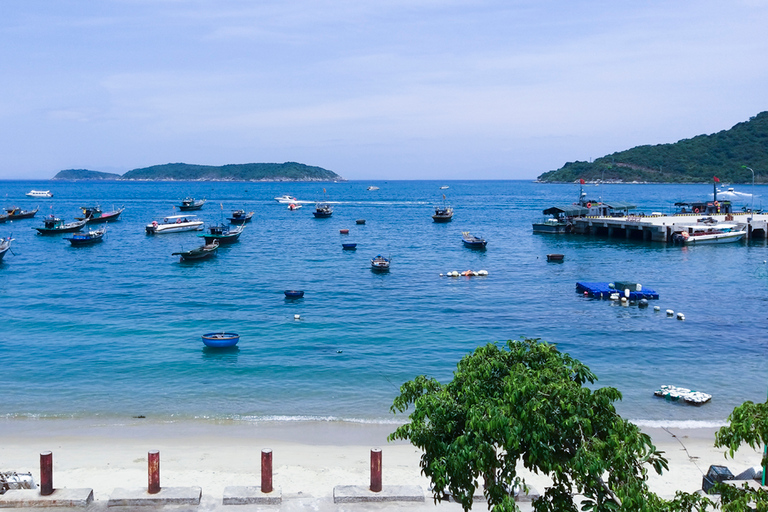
[1,179,766,430]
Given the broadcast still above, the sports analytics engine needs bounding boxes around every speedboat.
[26,190,52,198]
[274,195,299,203]
[0,237,14,261]
[177,197,206,211]
[672,223,746,245]
[146,215,204,234]
[172,240,219,261]
[198,224,244,244]
[35,215,88,234]
[462,232,487,249]
[371,255,390,272]
[64,226,107,246]
[313,203,333,218]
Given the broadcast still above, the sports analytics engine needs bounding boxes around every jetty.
[571,211,768,243]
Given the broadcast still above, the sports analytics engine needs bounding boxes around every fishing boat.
[201,332,240,348]
[462,231,487,249]
[26,190,52,198]
[432,194,453,222]
[77,205,124,223]
[177,197,206,211]
[0,237,13,261]
[5,206,39,219]
[313,203,333,218]
[288,203,302,210]
[146,215,204,234]
[274,195,299,203]
[284,290,305,299]
[672,223,746,245]
[198,224,245,244]
[35,215,87,234]
[228,210,254,224]
[64,226,107,246]
[342,243,357,250]
[172,240,219,261]
[371,255,390,272]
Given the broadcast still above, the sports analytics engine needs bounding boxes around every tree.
[389,338,711,512]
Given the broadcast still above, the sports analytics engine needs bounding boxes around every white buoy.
[636,283,642,291]
[620,297,628,303]
[677,313,685,321]
[624,288,630,298]
[654,306,660,312]
[477,269,488,275]
[294,314,301,320]
[666,309,674,316]
[610,293,619,300]
[439,273,444,277]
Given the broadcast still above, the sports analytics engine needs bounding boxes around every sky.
[1,1,767,180]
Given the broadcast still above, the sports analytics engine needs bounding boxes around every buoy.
[639,299,649,308]
[624,288,630,298]
[677,313,685,321]
[654,306,661,311]
[477,270,488,276]
[666,309,674,316]
[610,293,619,300]
[583,291,589,297]
[294,314,301,320]
[439,273,444,277]
[620,296,627,303]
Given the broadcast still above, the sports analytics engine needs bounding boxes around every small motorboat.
[228,210,254,224]
[202,332,240,348]
[198,224,244,244]
[26,190,52,198]
[172,241,219,261]
[342,243,357,250]
[64,226,107,246]
[371,255,390,272]
[288,203,302,210]
[274,195,299,203]
[284,290,305,299]
[440,186,449,190]
[313,203,333,218]
[0,237,14,261]
[462,231,487,249]
[546,253,565,262]
[146,215,204,234]
[5,206,39,219]
[35,215,88,234]
[177,197,206,211]
[77,205,124,223]
[367,186,379,191]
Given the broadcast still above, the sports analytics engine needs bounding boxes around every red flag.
[713,176,720,182]
[580,179,585,184]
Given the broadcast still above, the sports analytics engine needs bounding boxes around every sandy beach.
[0,419,762,511]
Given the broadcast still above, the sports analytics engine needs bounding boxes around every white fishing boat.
[26,190,53,198]
[145,215,204,234]
[672,223,746,245]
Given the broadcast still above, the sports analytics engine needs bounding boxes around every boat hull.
[284,290,305,299]
[532,222,569,234]
[462,240,487,248]
[65,233,105,246]
[201,233,241,244]
[146,222,204,234]
[202,332,240,348]
[0,238,12,261]
[85,211,123,224]
[36,219,88,234]
[682,232,746,244]
[228,211,254,224]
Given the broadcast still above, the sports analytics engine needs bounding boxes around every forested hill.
[537,111,768,183]
[53,162,343,181]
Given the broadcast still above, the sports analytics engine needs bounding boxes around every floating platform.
[576,282,659,300]
[654,385,712,405]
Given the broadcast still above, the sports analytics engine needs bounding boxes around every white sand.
[0,419,762,511]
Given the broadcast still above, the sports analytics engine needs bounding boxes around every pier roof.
[543,205,588,216]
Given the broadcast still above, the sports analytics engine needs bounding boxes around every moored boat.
[172,240,219,261]
[462,231,487,249]
[5,206,39,219]
[26,190,52,198]
[284,290,305,299]
[432,206,453,222]
[202,332,240,348]
[177,197,206,211]
[77,205,124,223]
[342,243,357,250]
[64,226,107,246]
[371,254,390,272]
[146,215,204,234]
[198,224,245,244]
[228,210,254,224]
[35,215,88,234]
[672,223,746,245]
[313,203,333,218]
[0,237,13,261]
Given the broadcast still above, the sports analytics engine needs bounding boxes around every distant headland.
[52,162,344,182]
[538,111,768,184]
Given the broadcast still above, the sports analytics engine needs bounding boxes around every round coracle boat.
[202,332,240,348]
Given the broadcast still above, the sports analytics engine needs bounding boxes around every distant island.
[538,111,768,183]
[53,162,343,182]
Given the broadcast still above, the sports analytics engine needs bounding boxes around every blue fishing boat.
[313,203,333,218]
[342,243,357,250]
[371,255,390,272]
[198,224,245,244]
[178,197,206,211]
[35,215,88,234]
[284,290,305,299]
[461,231,487,249]
[202,332,240,348]
[64,226,107,246]
[228,209,254,224]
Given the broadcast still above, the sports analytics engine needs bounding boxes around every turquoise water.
[1,180,766,427]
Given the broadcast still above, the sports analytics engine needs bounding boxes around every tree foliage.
[389,339,709,511]
[538,111,768,183]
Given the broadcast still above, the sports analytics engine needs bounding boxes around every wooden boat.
[146,215,204,234]
[5,206,39,219]
[35,215,87,234]
[313,203,333,218]
[228,210,254,224]
[371,255,390,272]
[77,205,124,223]
[0,237,13,261]
[462,231,487,249]
[172,241,219,261]
[284,290,305,299]
[177,197,206,211]
[64,226,106,246]
[202,332,240,348]
[546,253,565,262]
[198,224,244,244]
[342,243,357,250]
[26,190,52,198]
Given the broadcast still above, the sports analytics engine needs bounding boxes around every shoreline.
[1,418,761,511]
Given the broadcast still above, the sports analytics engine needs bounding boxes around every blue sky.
[1,1,766,180]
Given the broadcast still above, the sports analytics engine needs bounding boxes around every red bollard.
[261,449,273,493]
[148,450,160,494]
[40,451,53,496]
[370,448,382,492]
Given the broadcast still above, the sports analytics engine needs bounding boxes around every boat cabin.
[161,215,198,224]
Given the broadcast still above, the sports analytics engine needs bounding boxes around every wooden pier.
[572,212,768,243]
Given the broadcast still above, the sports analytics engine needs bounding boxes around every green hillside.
[53,169,122,180]
[538,112,768,183]
[120,162,341,181]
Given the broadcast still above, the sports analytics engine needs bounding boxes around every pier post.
[148,450,160,494]
[370,448,382,492]
[40,451,53,496]
[261,449,273,493]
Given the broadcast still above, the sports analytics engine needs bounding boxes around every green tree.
[389,338,711,512]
